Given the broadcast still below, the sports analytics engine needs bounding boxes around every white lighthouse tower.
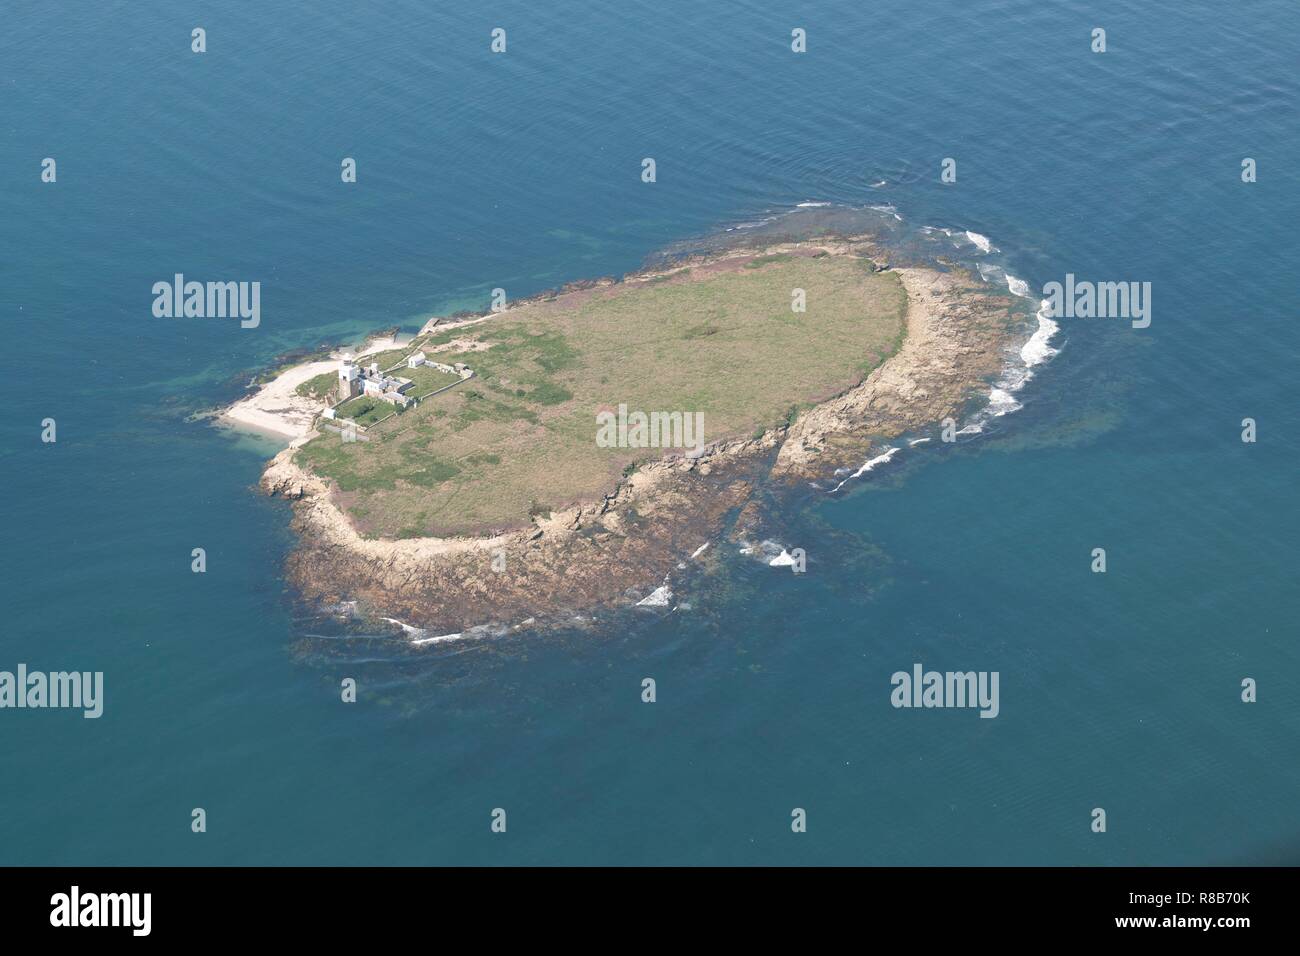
[338,357,360,398]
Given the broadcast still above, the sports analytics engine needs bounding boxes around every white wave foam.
[1021,301,1060,367]
[957,287,1060,433]
[830,445,901,492]
[796,201,831,208]
[636,584,673,607]
[986,387,1024,416]
[410,631,469,646]
[965,231,996,253]
[769,549,798,568]
[389,616,503,646]
[1005,274,1031,297]
[383,616,424,637]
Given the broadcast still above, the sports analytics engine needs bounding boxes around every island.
[224,234,1019,635]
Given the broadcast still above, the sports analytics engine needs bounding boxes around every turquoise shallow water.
[1,0,1297,864]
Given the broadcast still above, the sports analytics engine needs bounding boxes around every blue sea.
[2,0,1297,865]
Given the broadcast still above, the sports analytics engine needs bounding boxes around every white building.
[338,360,361,398]
[407,351,427,369]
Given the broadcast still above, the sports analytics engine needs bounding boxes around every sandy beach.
[220,360,335,440]
[219,334,410,442]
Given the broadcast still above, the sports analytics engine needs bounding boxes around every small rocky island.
[227,232,1020,635]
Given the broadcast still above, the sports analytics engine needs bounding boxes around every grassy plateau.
[294,250,907,537]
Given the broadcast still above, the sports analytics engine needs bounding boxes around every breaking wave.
[830,446,902,492]
[830,234,1059,489]
[959,277,1059,434]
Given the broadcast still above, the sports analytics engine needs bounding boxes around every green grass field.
[294,370,337,401]
[404,364,463,397]
[333,395,397,427]
[295,250,907,537]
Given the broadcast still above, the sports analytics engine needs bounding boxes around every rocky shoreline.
[257,243,1020,635]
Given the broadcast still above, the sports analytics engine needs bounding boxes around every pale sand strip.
[218,334,411,442]
[219,360,336,439]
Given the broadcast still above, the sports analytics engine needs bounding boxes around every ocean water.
[1,0,1297,865]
